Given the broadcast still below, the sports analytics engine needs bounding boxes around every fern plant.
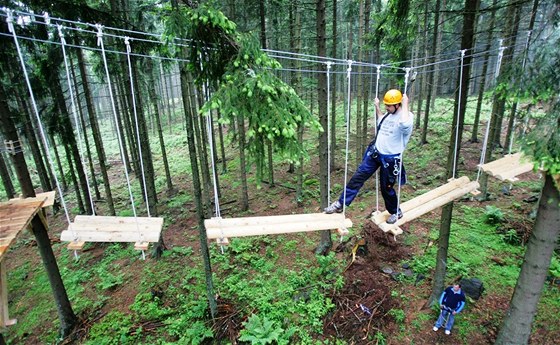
[239,314,283,345]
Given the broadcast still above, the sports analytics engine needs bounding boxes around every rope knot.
[124,36,131,53]
[43,12,51,26]
[96,24,103,46]
[57,24,66,44]
[5,9,14,33]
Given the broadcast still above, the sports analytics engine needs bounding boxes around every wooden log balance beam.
[60,215,164,251]
[372,176,480,236]
[205,213,353,244]
[479,153,533,182]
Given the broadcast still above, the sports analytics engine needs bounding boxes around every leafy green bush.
[239,314,286,345]
[484,205,504,224]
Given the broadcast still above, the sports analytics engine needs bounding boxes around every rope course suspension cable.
[341,60,353,216]
[452,50,467,180]
[57,23,96,216]
[476,38,505,183]
[125,37,151,219]
[97,25,145,259]
[394,67,412,215]
[5,9,72,226]
[326,61,332,205]
[374,65,381,214]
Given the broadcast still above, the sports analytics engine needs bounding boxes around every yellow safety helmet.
[383,89,403,105]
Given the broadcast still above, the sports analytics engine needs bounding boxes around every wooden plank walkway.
[60,215,164,250]
[371,176,480,236]
[205,213,352,245]
[0,197,47,328]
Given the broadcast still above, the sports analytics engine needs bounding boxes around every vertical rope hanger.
[374,65,381,213]
[124,37,151,218]
[6,11,73,225]
[341,60,353,216]
[395,67,412,216]
[57,24,96,216]
[452,50,467,179]
[326,61,332,205]
[477,39,506,183]
[97,26,145,259]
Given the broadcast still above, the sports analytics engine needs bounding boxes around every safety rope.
[326,61,332,205]
[125,37,151,218]
[98,26,145,259]
[58,23,96,216]
[374,65,381,213]
[452,50,467,179]
[341,60,353,216]
[395,68,412,217]
[6,11,72,226]
[477,39,506,183]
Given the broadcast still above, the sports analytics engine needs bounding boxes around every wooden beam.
[0,261,17,328]
[373,180,480,234]
[205,213,349,229]
[60,216,164,245]
[479,153,522,173]
[206,215,352,239]
[372,176,471,225]
[61,230,161,243]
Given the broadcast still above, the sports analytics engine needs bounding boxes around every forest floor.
[3,125,560,344]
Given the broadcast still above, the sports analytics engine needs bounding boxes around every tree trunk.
[50,132,67,191]
[115,77,136,174]
[194,83,212,218]
[316,0,332,255]
[171,4,217,311]
[76,48,115,215]
[131,60,158,216]
[330,0,338,171]
[63,142,85,214]
[19,95,52,192]
[428,0,479,306]
[471,0,496,143]
[50,71,93,214]
[479,0,519,199]
[355,0,364,166]
[495,174,560,344]
[421,0,441,145]
[0,86,77,337]
[70,55,100,201]
[0,152,15,199]
[148,60,174,194]
[236,111,249,211]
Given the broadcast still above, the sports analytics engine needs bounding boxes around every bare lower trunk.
[495,174,560,345]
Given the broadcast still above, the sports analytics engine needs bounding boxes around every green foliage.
[484,205,504,225]
[518,25,560,178]
[202,33,321,185]
[86,311,139,345]
[239,314,285,345]
[388,308,406,324]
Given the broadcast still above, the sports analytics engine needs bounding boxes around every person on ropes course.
[433,283,466,335]
[324,89,413,224]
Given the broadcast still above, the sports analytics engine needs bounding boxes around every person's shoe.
[324,200,343,214]
[433,326,439,332]
[445,330,451,335]
[386,210,403,224]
